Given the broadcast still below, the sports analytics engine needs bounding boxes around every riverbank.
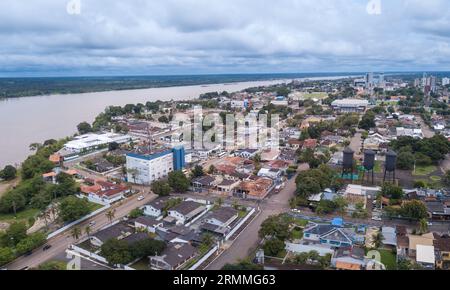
[0,75,355,167]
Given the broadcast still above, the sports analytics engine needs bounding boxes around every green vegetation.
[36,260,67,270]
[129,208,145,219]
[378,249,397,270]
[413,165,438,176]
[0,165,17,181]
[168,171,190,193]
[222,260,263,270]
[390,135,450,165]
[59,197,91,223]
[0,222,47,266]
[151,180,172,196]
[295,165,342,199]
[100,237,165,266]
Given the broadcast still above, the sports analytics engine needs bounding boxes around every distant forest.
[0,73,358,99]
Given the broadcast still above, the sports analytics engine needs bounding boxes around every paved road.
[5,192,156,270]
[206,165,306,270]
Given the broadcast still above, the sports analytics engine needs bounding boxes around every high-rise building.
[126,146,186,185]
[443,77,450,86]
[365,72,374,89]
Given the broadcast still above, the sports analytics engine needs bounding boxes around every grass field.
[301,92,328,100]
[0,208,40,224]
[412,165,438,176]
[378,249,397,270]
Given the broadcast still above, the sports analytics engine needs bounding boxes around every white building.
[331,99,369,113]
[443,77,450,86]
[126,151,174,185]
[168,201,207,225]
[64,133,132,153]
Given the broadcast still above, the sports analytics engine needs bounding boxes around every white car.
[138,195,145,201]
[89,221,96,227]
[371,216,382,221]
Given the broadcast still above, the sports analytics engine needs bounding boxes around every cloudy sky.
[1,0,450,77]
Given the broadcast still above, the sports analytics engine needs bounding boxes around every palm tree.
[84,225,92,238]
[106,209,116,224]
[419,218,429,234]
[71,227,82,241]
[29,143,42,151]
[372,231,384,249]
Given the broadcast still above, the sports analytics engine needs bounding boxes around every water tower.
[383,150,397,183]
[362,150,376,184]
[342,147,355,181]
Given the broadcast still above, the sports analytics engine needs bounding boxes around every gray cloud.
[0,0,450,76]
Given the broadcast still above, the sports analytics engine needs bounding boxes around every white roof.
[416,245,435,264]
[331,99,369,107]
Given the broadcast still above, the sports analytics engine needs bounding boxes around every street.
[206,166,301,270]
[5,192,156,270]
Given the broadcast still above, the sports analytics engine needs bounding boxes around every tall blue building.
[172,146,186,171]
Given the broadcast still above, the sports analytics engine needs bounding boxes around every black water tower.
[384,150,397,182]
[362,150,376,184]
[342,147,355,181]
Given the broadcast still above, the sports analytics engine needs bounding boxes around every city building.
[331,99,369,113]
[126,146,185,185]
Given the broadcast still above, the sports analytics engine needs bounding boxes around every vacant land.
[301,92,328,100]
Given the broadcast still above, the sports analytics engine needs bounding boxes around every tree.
[130,239,165,259]
[84,225,92,238]
[381,183,404,201]
[1,222,27,247]
[444,170,450,187]
[106,209,116,224]
[222,260,263,270]
[0,191,26,214]
[100,239,133,266]
[191,165,205,178]
[397,151,415,170]
[372,231,384,249]
[37,261,67,270]
[259,215,291,241]
[158,115,169,123]
[71,227,82,241]
[15,232,46,255]
[208,165,216,174]
[359,111,376,130]
[151,180,172,196]
[77,122,93,134]
[0,247,15,266]
[108,142,120,151]
[59,197,91,223]
[263,238,285,257]
[0,165,17,181]
[334,196,348,218]
[418,218,429,234]
[400,200,428,220]
[129,208,144,219]
[168,171,190,193]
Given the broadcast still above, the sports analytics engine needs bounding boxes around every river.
[0,76,352,167]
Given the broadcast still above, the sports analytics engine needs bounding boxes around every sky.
[0,0,450,77]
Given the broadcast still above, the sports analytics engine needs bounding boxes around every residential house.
[134,216,164,233]
[80,180,129,205]
[168,201,207,224]
[303,224,353,248]
[149,243,198,270]
[257,168,282,182]
[204,207,238,228]
[234,177,274,200]
[434,234,450,269]
[214,179,240,196]
[143,198,168,218]
[191,175,217,193]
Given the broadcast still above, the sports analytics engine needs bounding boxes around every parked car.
[89,221,96,227]
[43,244,52,251]
[138,195,145,201]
